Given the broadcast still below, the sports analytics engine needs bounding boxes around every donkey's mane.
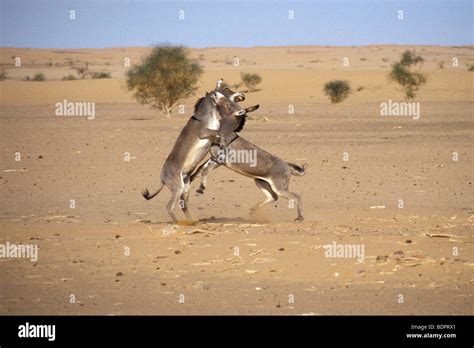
[194,96,206,113]
[234,115,247,133]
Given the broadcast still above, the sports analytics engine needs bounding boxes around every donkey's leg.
[268,177,303,222]
[249,179,278,215]
[163,175,185,225]
[179,175,195,222]
[193,159,221,195]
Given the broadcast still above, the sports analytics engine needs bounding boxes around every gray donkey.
[142,89,257,224]
[191,134,306,222]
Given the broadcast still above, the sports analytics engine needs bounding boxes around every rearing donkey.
[142,89,258,224]
[191,128,306,222]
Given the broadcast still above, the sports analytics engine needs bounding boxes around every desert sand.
[0,46,473,314]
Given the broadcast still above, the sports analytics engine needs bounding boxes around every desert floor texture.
[0,46,473,314]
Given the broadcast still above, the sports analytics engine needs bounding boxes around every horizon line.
[2,44,473,50]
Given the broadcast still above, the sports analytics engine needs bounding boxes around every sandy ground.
[0,46,473,314]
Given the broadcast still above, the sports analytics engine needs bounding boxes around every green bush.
[240,72,262,92]
[126,45,203,117]
[389,50,426,100]
[323,80,351,103]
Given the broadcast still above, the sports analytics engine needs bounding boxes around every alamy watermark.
[323,241,365,263]
[18,322,55,341]
[216,148,257,167]
[0,242,38,262]
[55,99,95,120]
[380,99,420,120]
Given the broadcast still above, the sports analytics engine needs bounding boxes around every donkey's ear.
[245,104,260,113]
[216,79,224,89]
[211,91,225,105]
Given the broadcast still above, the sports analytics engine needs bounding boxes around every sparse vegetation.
[91,71,111,79]
[389,50,426,100]
[0,70,7,81]
[24,73,46,81]
[324,80,351,103]
[126,45,203,117]
[356,86,364,92]
[62,74,78,81]
[438,61,445,69]
[32,73,46,81]
[467,64,474,72]
[240,72,262,92]
[74,66,88,79]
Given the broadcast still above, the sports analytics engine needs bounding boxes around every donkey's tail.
[142,182,165,200]
[288,162,306,176]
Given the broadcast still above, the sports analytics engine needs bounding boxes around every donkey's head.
[215,79,259,114]
[215,78,245,102]
[210,91,246,119]
[214,79,259,133]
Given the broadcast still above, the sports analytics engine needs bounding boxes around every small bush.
[438,61,445,69]
[91,71,111,79]
[126,45,203,117]
[24,76,31,81]
[324,80,351,103]
[399,51,423,66]
[467,64,474,72]
[0,70,7,81]
[62,74,78,81]
[240,72,262,92]
[74,66,89,79]
[32,73,46,81]
[389,50,426,100]
[356,86,364,92]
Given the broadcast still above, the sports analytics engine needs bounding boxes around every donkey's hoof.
[294,216,304,223]
[196,188,205,195]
